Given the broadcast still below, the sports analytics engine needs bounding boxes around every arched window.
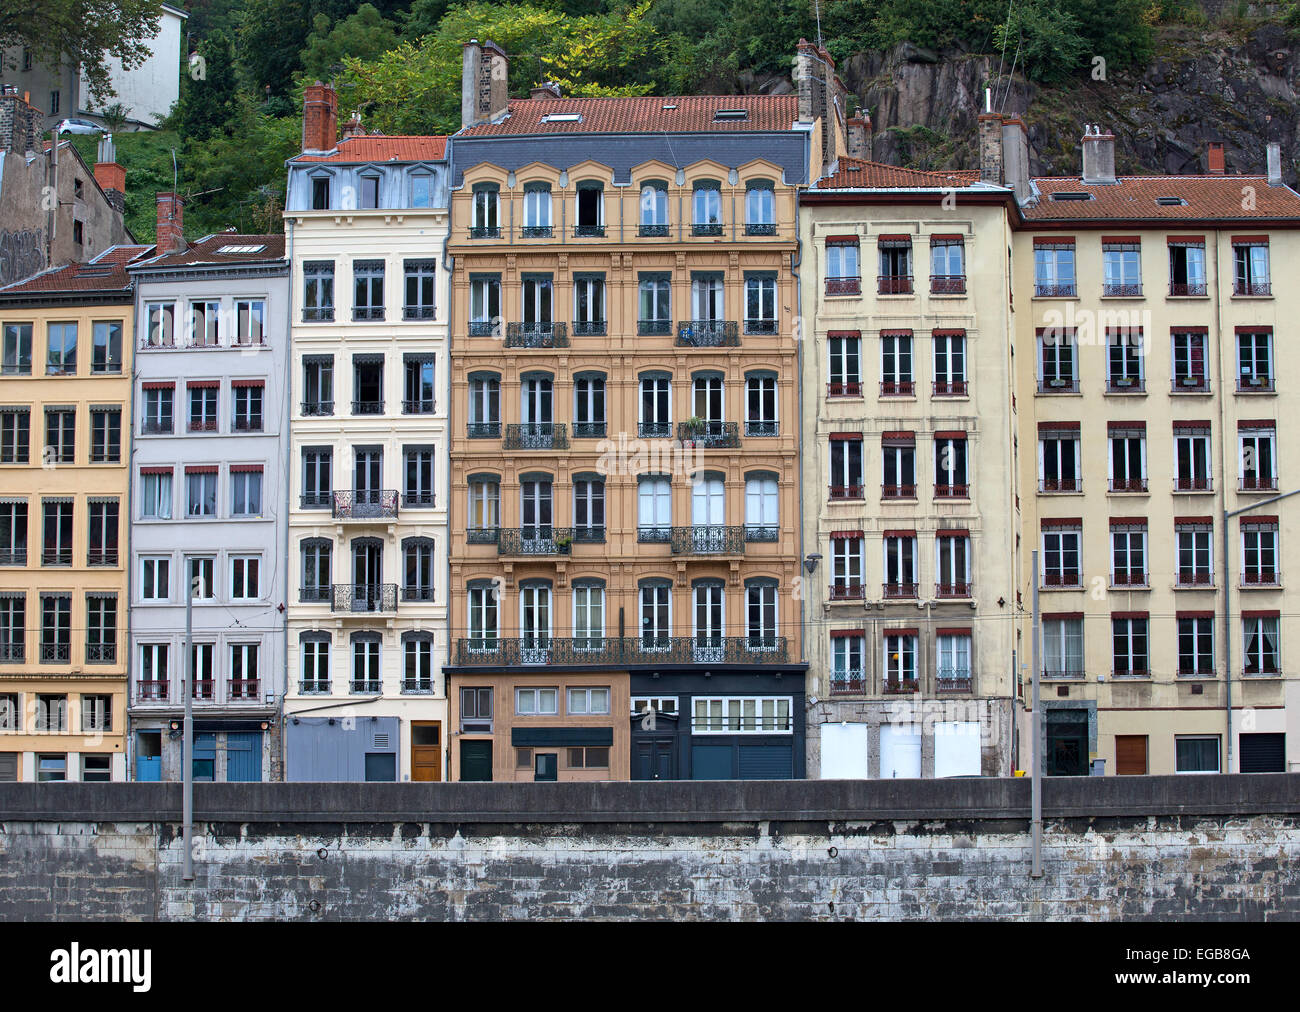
[692,180,722,233]
[401,536,436,602]
[744,472,779,541]
[522,182,552,235]
[300,631,331,693]
[744,577,779,647]
[471,182,499,234]
[639,181,669,234]
[299,537,332,602]
[745,180,775,232]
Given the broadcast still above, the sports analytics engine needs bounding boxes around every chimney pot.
[1207,141,1225,175]
[1081,126,1117,185]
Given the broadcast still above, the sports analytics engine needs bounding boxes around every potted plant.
[554,533,573,551]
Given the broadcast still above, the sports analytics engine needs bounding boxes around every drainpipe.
[792,209,806,668]
[440,189,453,719]
[1211,230,1232,773]
[124,272,141,779]
[281,217,295,780]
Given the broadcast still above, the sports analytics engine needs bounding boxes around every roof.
[457,95,801,138]
[134,233,286,269]
[1024,175,1300,221]
[294,135,447,164]
[0,244,153,296]
[812,157,983,190]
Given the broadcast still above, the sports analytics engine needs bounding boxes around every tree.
[178,29,239,141]
[0,0,164,103]
[300,4,401,83]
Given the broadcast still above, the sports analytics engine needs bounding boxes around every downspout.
[440,184,453,785]
[793,202,806,668]
[124,272,140,779]
[1212,229,1232,773]
[281,216,295,780]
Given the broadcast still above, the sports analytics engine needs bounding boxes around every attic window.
[1155,196,1187,206]
[541,113,582,123]
[216,244,266,254]
[662,104,678,110]
[714,108,749,121]
[1050,192,1094,201]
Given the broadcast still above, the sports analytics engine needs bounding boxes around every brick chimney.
[795,39,823,125]
[1206,141,1225,175]
[461,39,510,129]
[341,112,364,139]
[93,135,125,214]
[1081,124,1116,185]
[1001,117,1031,203]
[0,87,42,154]
[302,81,338,154]
[530,82,561,100]
[846,115,871,159]
[978,113,1003,185]
[1267,142,1282,186]
[155,191,184,253]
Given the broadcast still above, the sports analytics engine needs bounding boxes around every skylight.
[1155,196,1187,206]
[541,113,582,123]
[1050,192,1093,201]
[714,108,749,121]
[216,244,267,254]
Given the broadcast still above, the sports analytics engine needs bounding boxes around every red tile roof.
[294,135,447,163]
[457,95,800,137]
[1025,175,1300,221]
[813,157,983,190]
[0,244,153,296]
[137,233,286,268]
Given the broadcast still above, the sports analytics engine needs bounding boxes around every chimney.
[0,88,42,155]
[341,112,364,139]
[1001,117,1031,203]
[302,81,338,154]
[1206,141,1225,175]
[1081,125,1116,185]
[978,113,1003,185]
[461,39,510,129]
[795,39,822,125]
[530,82,561,100]
[1266,142,1281,186]
[155,191,184,254]
[846,115,871,159]
[93,136,125,214]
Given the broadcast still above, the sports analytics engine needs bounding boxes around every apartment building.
[0,242,151,780]
[1014,129,1300,775]
[283,87,451,781]
[441,39,841,782]
[799,141,1020,779]
[126,209,289,782]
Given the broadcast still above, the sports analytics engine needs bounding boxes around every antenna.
[814,0,823,48]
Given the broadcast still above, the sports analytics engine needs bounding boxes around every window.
[882,433,916,499]
[932,332,966,395]
[401,538,435,603]
[828,333,861,396]
[639,182,668,234]
[1110,521,1147,587]
[41,499,73,565]
[567,747,610,768]
[1106,329,1144,391]
[522,183,552,236]
[91,321,122,372]
[36,693,68,730]
[516,687,558,715]
[1175,736,1220,773]
[49,91,60,115]
[145,303,174,347]
[692,181,722,234]
[404,259,437,319]
[37,754,66,781]
[403,355,435,414]
[311,176,330,210]
[691,581,724,656]
[573,583,604,645]
[302,356,333,415]
[744,274,777,334]
[567,687,610,715]
[831,634,865,693]
[468,478,500,536]
[573,375,605,438]
[235,300,265,345]
[471,184,499,236]
[0,502,25,566]
[1039,424,1080,492]
[1108,424,1147,492]
[1168,238,1207,296]
[232,383,263,432]
[468,375,500,436]
[45,407,74,463]
[1177,615,1214,675]
[139,469,172,519]
[1243,615,1280,675]
[186,469,218,517]
[1102,238,1142,296]
[930,237,965,293]
[461,687,493,731]
[1241,521,1279,585]
[138,643,169,699]
[300,539,332,603]
[877,235,913,294]
[81,754,111,782]
[744,474,778,542]
[142,385,173,434]
[1112,614,1149,676]
[936,633,972,689]
[40,596,70,663]
[2,323,32,373]
[189,557,215,600]
[303,261,335,321]
[573,477,605,541]
[637,476,671,542]
[301,634,331,692]
[0,408,29,463]
[638,274,671,334]
[301,448,332,508]
[140,556,170,601]
[934,434,968,498]
[89,408,120,462]
[830,534,864,599]
[575,182,604,236]
[519,582,552,653]
[692,696,792,733]
[1175,521,1213,586]
[573,276,606,335]
[1239,423,1277,492]
[231,556,260,600]
[1038,328,1078,392]
[1233,239,1270,296]
[188,383,218,432]
[688,273,723,325]
[744,182,774,233]
[880,332,913,395]
[745,373,777,436]
[1172,331,1208,390]
[1043,617,1084,678]
[638,374,671,436]
[0,596,23,662]
[352,259,385,321]
[469,275,501,335]
[826,239,860,295]
[1174,424,1212,491]
[403,446,435,508]
[640,581,672,646]
[353,354,383,414]
[1034,240,1076,296]
[189,301,220,347]
[87,499,118,566]
[351,636,381,693]
[936,534,971,597]
[883,534,917,598]
[359,174,380,209]
[746,581,778,647]
[86,595,115,663]
[467,584,498,648]
[829,436,863,499]
[883,634,918,691]
[46,322,76,374]
[1042,522,1082,587]
[1237,330,1273,391]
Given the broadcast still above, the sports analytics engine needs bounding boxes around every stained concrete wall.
[1,777,1297,920]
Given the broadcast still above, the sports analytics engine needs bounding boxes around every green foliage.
[179,30,239,141]
[300,4,402,82]
[991,0,1090,83]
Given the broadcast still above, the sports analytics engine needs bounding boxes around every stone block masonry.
[1,778,1297,921]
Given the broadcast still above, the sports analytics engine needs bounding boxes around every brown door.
[411,721,442,781]
[1115,735,1148,775]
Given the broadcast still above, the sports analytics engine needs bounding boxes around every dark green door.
[534,752,557,781]
[460,739,492,781]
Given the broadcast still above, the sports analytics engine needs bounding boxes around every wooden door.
[411,721,442,782]
[1115,734,1148,775]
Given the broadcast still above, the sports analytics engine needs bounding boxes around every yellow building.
[0,245,151,780]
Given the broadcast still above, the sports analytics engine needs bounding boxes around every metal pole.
[1030,549,1042,878]
[183,561,194,882]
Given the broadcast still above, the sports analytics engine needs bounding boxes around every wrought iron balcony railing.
[1038,377,1080,393]
[930,275,966,294]
[469,226,501,239]
[352,399,384,415]
[829,673,865,695]
[331,583,398,613]
[745,420,778,437]
[1174,477,1212,492]
[878,276,913,295]
[882,484,916,500]
[880,381,915,396]
[141,418,173,434]
[468,321,498,337]
[827,382,862,398]
[638,421,671,439]
[1040,478,1081,493]
[828,582,866,602]
[0,549,25,565]
[402,677,435,693]
[302,306,334,322]
[401,585,436,602]
[744,525,778,543]
[1102,283,1142,297]
[676,421,740,448]
[353,306,385,321]
[638,224,670,237]
[1107,377,1144,392]
[232,417,263,432]
[0,642,23,662]
[1110,572,1148,587]
[883,582,919,600]
[935,582,973,599]
[301,400,333,416]
[638,319,672,336]
[637,526,672,544]
[1242,571,1280,587]
[402,491,435,509]
[229,679,260,700]
[1241,476,1279,492]
[937,670,973,692]
[85,643,116,663]
[692,223,723,236]
[1109,478,1148,493]
[745,222,777,236]
[136,681,168,701]
[505,322,569,348]
[504,422,568,450]
[87,550,118,566]
[933,380,968,396]
[1034,283,1077,297]
[1175,570,1213,588]
[1042,667,1086,680]
[676,321,739,347]
[744,318,777,335]
[497,528,574,556]
[42,549,72,566]
[466,527,500,545]
[467,421,501,439]
[402,398,435,415]
[934,483,969,499]
[1173,375,1209,391]
[825,277,860,295]
[670,525,745,555]
[403,305,437,321]
[191,679,215,699]
[573,526,606,544]
[351,679,383,693]
[332,489,398,520]
[829,484,864,500]
[299,585,331,603]
[572,321,606,337]
[452,635,790,667]
[1043,572,1084,588]
[521,225,553,239]
[882,678,919,694]
[1234,281,1271,296]
[572,422,606,439]
[573,225,605,237]
[1169,282,1208,296]
[299,680,331,694]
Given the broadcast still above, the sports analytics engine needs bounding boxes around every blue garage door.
[692,744,733,780]
[226,732,263,782]
[738,742,793,780]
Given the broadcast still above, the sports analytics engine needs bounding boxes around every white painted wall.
[819,722,868,779]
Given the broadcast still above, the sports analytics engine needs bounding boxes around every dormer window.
[522,183,552,238]
[359,174,380,209]
[575,181,604,237]
[311,176,330,210]
[639,181,668,236]
[692,182,722,235]
[411,173,433,209]
[471,183,499,237]
[745,182,775,235]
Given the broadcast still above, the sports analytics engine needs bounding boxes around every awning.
[511,727,613,747]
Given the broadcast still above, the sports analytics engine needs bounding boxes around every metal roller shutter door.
[1239,733,1285,773]
[738,742,793,780]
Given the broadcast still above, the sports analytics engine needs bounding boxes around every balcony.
[403,305,438,322]
[521,226,553,239]
[1240,476,1279,492]
[1038,377,1079,393]
[937,671,973,693]
[0,642,23,662]
[692,223,723,237]
[825,277,860,296]
[883,582,918,600]
[1102,283,1143,297]
[933,381,968,396]
[572,225,605,238]
[353,306,385,321]
[466,527,499,546]
[301,400,333,417]
[880,381,914,397]
[1043,573,1083,589]
[878,276,913,295]
[882,484,916,500]
[677,421,740,449]
[930,276,966,294]
[0,549,25,565]
[468,321,498,337]
[303,307,334,322]
[572,321,607,337]
[829,673,865,695]
[299,680,331,694]
[505,322,569,349]
[330,583,398,613]
[572,422,606,439]
[744,525,778,543]
[85,643,116,663]
[402,398,435,415]
[745,222,777,236]
[497,528,574,556]
[828,583,866,602]
[1110,572,1148,588]
[638,319,672,336]
[87,550,118,566]
[351,679,382,693]
[452,635,790,667]
[676,321,739,348]
[829,484,864,501]
[402,677,435,693]
[573,526,606,545]
[1034,283,1077,297]
[1174,477,1212,493]
[1175,570,1213,588]
[136,681,168,702]
[744,318,777,335]
[352,399,384,415]
[469,226,501,239]
[882,678,919,694]
[745,420,778,437]
[42,549,72,566]
[935,582,973,599]
[229,679,260,700]
[332,489,398,521]
[299,585,331,603]
[1170,282,1208,296]
[670,525,745,556]
[637,526,672,544]
[467,422,501,439]
[191,680,215,699]
[1234,281,1271,296]
[1242,571,1280,587]
[1040,478,1081,493]
[638,224,669,237]
[300,492,331,510]
[1109,478,1149,493]
[402,491,435,510]
[934,484,969,499]
[504,423,568,450]
[638,421,672,439]
[827,382,862,398]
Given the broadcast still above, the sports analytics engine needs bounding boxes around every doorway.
[411,721,442,781]
[459,739,492,781]
[1046,709,1089,776]
[534,752,557,781]
[634,738,675,780]
[135,730,162,781]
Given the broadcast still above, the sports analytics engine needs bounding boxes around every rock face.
[816,22,1299,180]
